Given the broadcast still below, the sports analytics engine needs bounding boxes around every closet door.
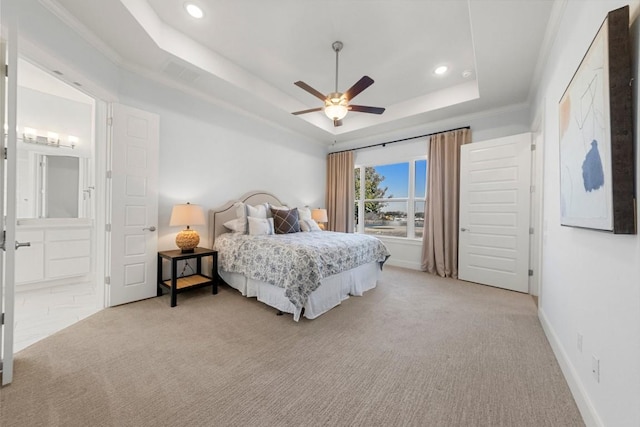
[458,133,532,293]
[107,104,159,306]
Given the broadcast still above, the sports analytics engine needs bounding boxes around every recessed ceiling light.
[184,3,204,19]
[434,65,448,75]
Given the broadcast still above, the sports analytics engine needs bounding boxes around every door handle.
[460,227,469,232]
[143,226,157,232]
[15,241,31,250]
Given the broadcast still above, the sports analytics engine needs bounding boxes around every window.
[355,159,427,238]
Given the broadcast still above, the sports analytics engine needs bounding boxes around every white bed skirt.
[219,261,381,321]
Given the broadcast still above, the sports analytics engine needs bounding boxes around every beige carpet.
[0,266,583,426]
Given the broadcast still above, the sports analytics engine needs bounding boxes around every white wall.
[17,86,93,156]
[118,70,326,250]
[531,1,640,426]
[7,0,327,252]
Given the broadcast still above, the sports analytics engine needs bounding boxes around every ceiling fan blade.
[349,105,385,114]
[292,107,323,115]
[294,81,327,102]
[344,76,374,101]
[334,119,343,127]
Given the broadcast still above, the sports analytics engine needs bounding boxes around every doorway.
[13,58,103,352]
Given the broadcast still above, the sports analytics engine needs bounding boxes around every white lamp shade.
[170,203,206,227]
[324,93,348,120]
[311,208,328,223]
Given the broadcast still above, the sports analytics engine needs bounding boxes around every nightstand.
[157,247,219,307]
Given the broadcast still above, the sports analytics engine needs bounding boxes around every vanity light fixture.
[21,127,77,149]
[23,127,37,140]
[184,2,204,19]
[47,131,59,144]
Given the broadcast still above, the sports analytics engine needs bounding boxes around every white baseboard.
[16,274,94,293]
[538,308,603,427]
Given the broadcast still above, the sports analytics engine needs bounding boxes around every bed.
[209,191,390,321]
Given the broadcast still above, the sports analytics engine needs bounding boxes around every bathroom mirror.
[17,151,91,219]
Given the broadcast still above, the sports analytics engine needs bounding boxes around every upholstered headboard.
[208,191,286,248]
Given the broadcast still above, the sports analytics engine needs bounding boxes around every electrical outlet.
[592,355,600,383]
[577,333,583,353]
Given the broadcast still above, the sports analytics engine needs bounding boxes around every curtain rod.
[330,126,470,154]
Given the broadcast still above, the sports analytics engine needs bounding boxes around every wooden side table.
[157,247,219,307]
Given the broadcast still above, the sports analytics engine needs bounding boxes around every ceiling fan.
[292,41,385,127]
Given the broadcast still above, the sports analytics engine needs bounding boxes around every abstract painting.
[558,6,635,234]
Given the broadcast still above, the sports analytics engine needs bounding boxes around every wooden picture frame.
[558,5,635,234]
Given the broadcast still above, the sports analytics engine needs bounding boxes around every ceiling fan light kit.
[324,93,348,121]
[292,41,385,127]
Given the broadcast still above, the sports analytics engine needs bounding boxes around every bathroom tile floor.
[13,282,102,353]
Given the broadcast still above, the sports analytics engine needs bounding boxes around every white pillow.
[297,207,312,221]
[223,218,246,233]
[246,203,268,219]
[248,216,275,236]
[233,202,269,234]
[299,218,322,232]
[234,201,246,219]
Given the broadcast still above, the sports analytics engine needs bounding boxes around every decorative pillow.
[234,202,269,234]
[271,207,300,234]
[297,207,312,221]
[266,204,289,218]
[223,218,246,233]
[248,216,275,236]
[299,218,322,232]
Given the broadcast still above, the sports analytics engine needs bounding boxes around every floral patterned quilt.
[214,231,390,309]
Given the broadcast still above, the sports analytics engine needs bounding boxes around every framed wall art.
[558,5,635,234]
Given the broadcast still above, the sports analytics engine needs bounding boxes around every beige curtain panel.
[326,151,354,233]
[421,128,471,278]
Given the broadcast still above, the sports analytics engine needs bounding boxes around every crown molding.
[330,101,530,152]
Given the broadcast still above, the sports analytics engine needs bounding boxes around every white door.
[108,104,159,306]
[1,29,21,385]
[458,133,531,293]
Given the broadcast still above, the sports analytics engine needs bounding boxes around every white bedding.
[215,231,390,320]
[219,261,381,320]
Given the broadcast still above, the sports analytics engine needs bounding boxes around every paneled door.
[108,104,159,306]
[458,133,531,293]
[1,27,23,385]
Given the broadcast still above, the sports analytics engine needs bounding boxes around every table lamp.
[311,208,328,230]
[170,202,206,253]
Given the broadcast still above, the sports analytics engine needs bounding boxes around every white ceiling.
[47,0,555,144]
